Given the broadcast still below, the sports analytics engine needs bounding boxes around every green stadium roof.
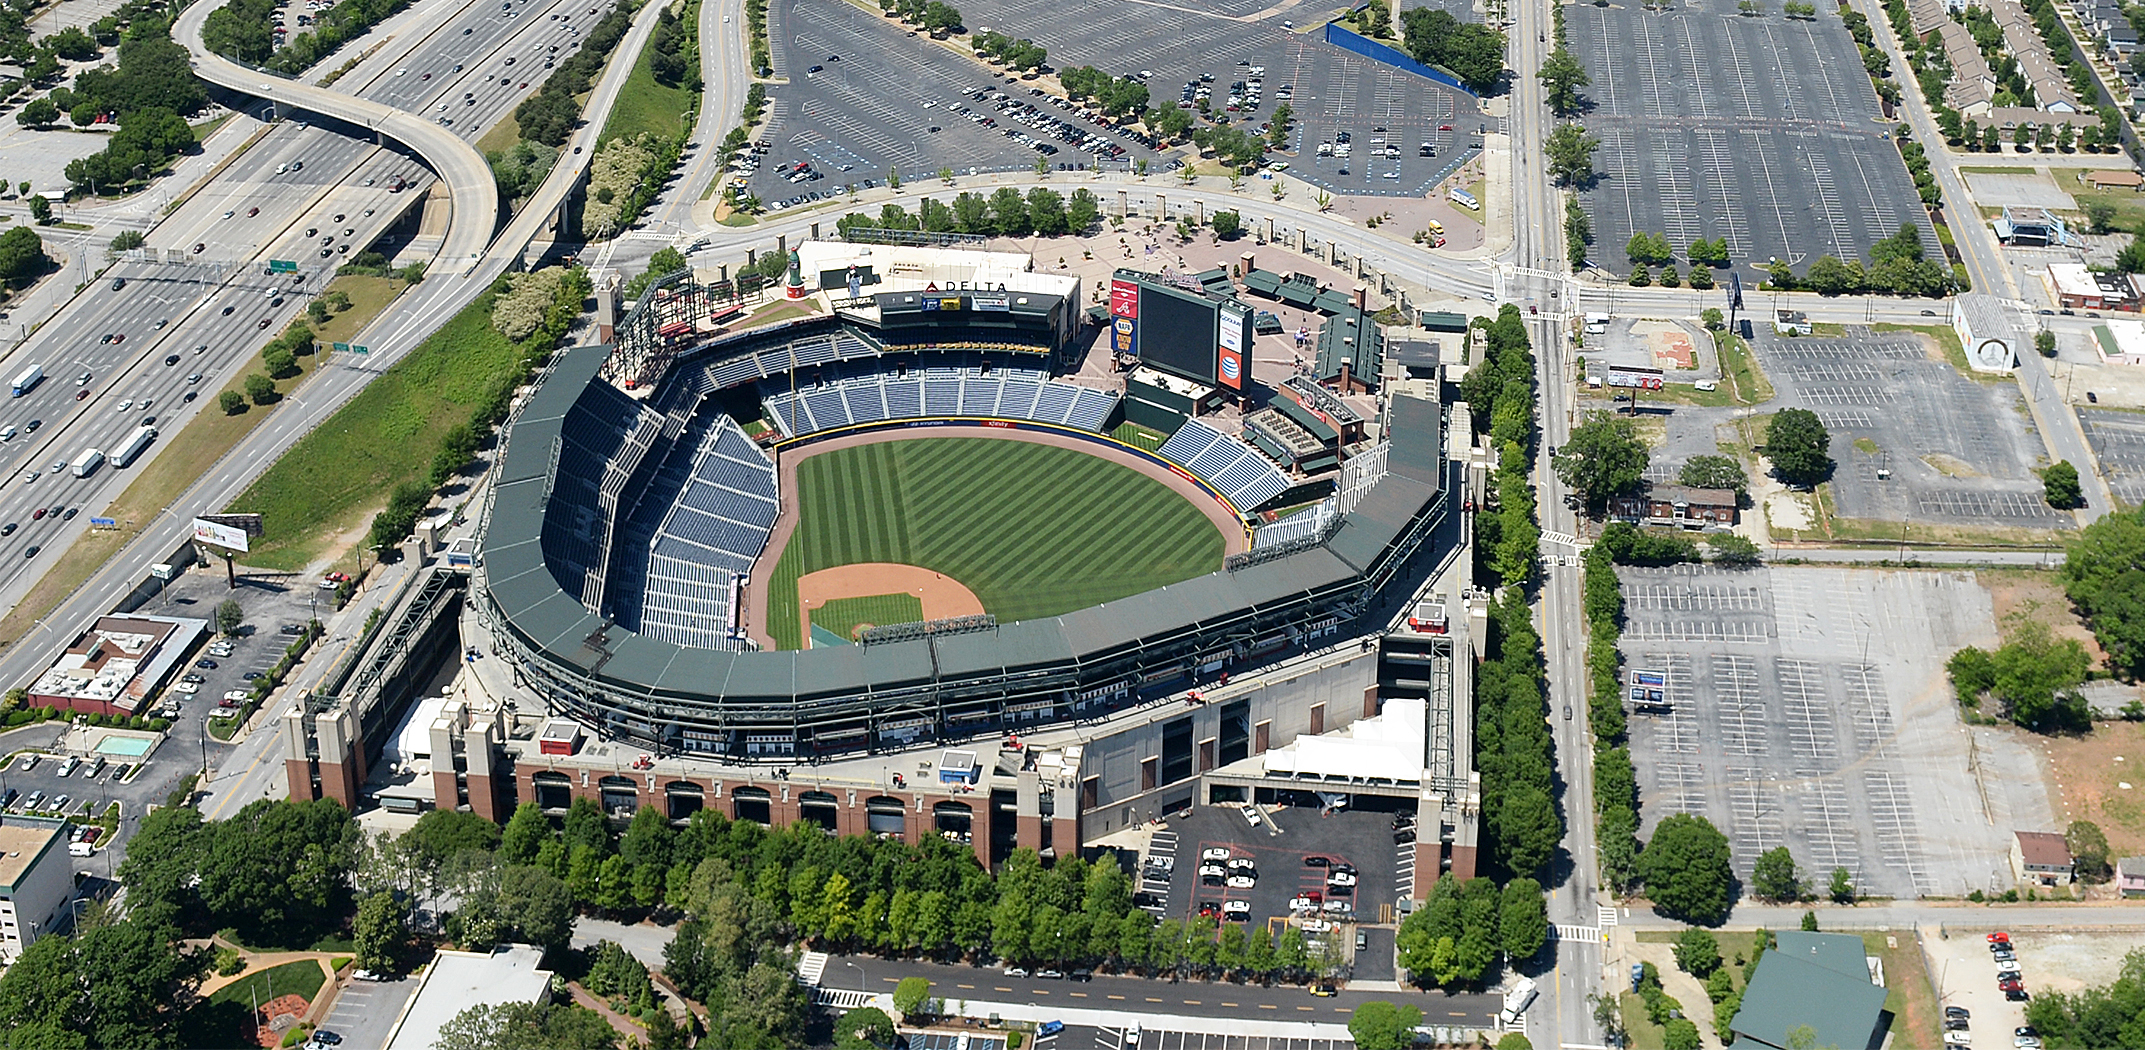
[1728,934,1887,1050]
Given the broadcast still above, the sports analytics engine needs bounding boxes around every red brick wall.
[1447,842,1478,882]
[285,759,316,803]
[319,760,359,809]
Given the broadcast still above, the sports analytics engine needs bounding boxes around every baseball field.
[764,437,1227,650]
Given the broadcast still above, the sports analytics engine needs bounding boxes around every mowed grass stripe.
[768,437,1224,645]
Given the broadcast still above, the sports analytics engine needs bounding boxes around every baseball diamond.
[763,436,1229,650]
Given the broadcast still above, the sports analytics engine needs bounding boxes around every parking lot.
[754,0,1482,202]
[1924,928,2062,1046]
[2077,406,2145,505]
[311,971,417,1050]
[751,0,1166,204]
[1139,802,1401,970]
[1620,565,2035,899]
[1753,332,2063,529]
[1568,2,1935,276]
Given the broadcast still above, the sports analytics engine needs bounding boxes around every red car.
[30,508,44,520]
[1195,901,1220,918]
[1987,932,2011,944]
[247,207,259,217]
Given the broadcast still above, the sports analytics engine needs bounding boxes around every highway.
[0,0,661,743]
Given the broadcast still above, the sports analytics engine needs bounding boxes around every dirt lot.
[2038,720,2145,863]
[1925,927,2145,1038]
[1981,569,2106,666]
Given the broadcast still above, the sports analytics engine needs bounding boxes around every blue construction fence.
[1321,22,1478,98]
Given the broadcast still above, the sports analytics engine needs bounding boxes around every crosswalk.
[1553,924,1604,942]
[812,988,875,1009]
[1598,905,1619,927]
[797,950,829,985]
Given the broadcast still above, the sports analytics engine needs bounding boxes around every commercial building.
[1952,294,2018,372]
[2047,262,2141,312]
[26,615,206,717]
[1726,931,1886,1050]
[2012,829,2075,887]
[384,944,552,1050]
[1608,484,1737,529]
[0,815,77,964]
[1994,206,2067,247]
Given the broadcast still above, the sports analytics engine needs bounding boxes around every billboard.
[1109,277,1140,357]
[971,294,1010,312]
[192,517,250,552]
[1217,304,1246,390]
[1606,364,1664,390]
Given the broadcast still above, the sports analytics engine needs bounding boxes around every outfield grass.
[765,438,1225,650]
[1111,421,1168,452]
[223,289,528,571]
[809,592,924,643]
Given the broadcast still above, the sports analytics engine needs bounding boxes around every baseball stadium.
[475,240,1455,764]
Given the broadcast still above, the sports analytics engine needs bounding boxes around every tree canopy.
[1399,8,1507,93]
[1554,412,1649,515]
[1637,814,1736,925]
[1348,1000,1425,1050]
[1764,408,1833,486]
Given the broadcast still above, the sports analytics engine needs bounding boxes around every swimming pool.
[94,736,152,757]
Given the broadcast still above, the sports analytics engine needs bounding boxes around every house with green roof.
[1726,931,1889,1050]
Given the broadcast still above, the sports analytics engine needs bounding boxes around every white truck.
[10,363,40,397]
[71,448,103,478]
[111,425,156,468]
[1500,976,1538,1025]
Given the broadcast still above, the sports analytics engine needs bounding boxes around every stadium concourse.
[284,242,1481,888]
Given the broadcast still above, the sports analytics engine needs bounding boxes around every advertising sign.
[971,295,1010,312]
[1606,364,1664,390]
[192,517,250,552]
[1109,278,1140,357]
[1217,304,1247,390]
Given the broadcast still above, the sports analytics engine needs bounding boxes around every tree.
[245,373,277,405]
[2068,819,2112,882]
[835,1007,896,1049]
[1497,1035,1534,1050]
[1829,866,1856,904]
[1211,210,1242,239]
[1764,408,1832,486]
[1538,47,1589,115]
[1679,454,1747,496]
[0,916,201,1049]
[26,195,48,224]
[352,891,405,975]
[2044,460,2083,509]
[436,1001,620,1050]
[1554,412,1649,515]
[1664,1018,1703,1050]
[1348,1000,1423,1050]
[2087,199,2120,235]
[1545,122,1598,187]
[2036,329,2057,358]
[1499,878,1548,960]
[1673,928,1721,977]
[1707,533,1761,567]
[892,975,932,1017]
[1702,307,1724,330]
[15,98,57,128]
[1399,7,1507,93]
[1638,813,1736,925]
[988,186,1030,235]
[215,598,243,635]
[1751,846,1801,902]
[218,390,246,414]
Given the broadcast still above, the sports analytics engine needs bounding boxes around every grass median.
[0,276,406,655]
[222,281,549,571]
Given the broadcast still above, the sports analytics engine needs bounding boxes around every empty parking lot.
[1753,332,2063,529]
[2079,406,2145,505]
[1568,2,1935,275]
[1621,565,2031,900]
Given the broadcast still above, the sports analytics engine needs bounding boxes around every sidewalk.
[936,995,1356,1040]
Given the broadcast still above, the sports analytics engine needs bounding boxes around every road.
[171,0,498,276]
[1619,900,2145,931]
[641,0,748,241]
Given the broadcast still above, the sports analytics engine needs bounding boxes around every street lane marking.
[1221,1002,1237,1008]
[1146,997,1164,1002]
[957,984,975,989]
[1107,994,1125,1000]
[1258,1004,1277,1010]
[1182,1000,1200,1005]
[1296,1006,1314,1011]
[994,986,1012,992]
[1070,992,1087,998]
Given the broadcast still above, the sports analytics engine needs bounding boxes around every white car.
[171,681,200,694]
[1327,871,1359,888]
[1288,896,1321,912]
[1322,899,1354,915]
[395,67,407,76]
[19,471,33,484]
[0,426,15,441]
[1197,863,1226,882]
[1240,803,1262,827]
[116,399,132,411]
[1220,900,1250,919]
[1226,873,1256,889]
[1199,846,1231,862]
[1300,919,1332,933]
